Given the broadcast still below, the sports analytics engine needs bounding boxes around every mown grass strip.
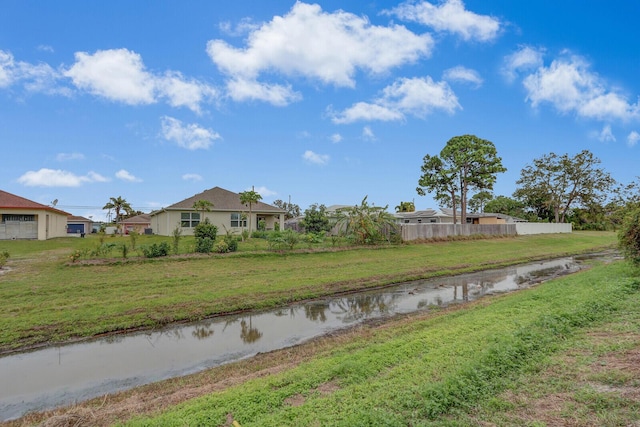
[0,232,615,352]
[121,261,638,426]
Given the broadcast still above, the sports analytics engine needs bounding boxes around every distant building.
[0,190,70,240]
[150,187,285,236]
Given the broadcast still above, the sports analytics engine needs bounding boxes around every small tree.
[619,206,640,266]
[171,225,183,255]
[395,201,416,212]
[336,196,397,245]
[300,204,330,234]
[468,191,493,213]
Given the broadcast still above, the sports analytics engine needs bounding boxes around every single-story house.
[395,208,525,225]
[67,215,92,236]
[0,190,70,240]
[120,213,152,235]
[150,187,286,236]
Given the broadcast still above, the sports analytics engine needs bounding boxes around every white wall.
[515,223,572,235]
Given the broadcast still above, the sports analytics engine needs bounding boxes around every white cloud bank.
[506,48,640,122]
[628,131,640,148]
[389,0,501,42]
[161,116,221,150]
[443,66,483,88]
[330,76,460,124]
[17,168,108,187]
[65,49,218,113]
[207,2,434,105]
[182,173,203,182]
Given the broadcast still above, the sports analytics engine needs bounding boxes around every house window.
[403,219,410,224]
[2,214,35,222]
[430,219,437,223]
[230,213,246,227]
[417,219,422,223]
[181,212,200,227]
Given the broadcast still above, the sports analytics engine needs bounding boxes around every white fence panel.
[515,223,572,235]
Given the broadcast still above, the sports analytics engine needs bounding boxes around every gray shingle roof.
[162,187,284,213]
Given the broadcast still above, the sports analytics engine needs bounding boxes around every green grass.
[0,231,616,352]
[121,259,640,426]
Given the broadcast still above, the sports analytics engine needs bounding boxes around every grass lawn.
[111,258,639,426]
[0,231,616,352]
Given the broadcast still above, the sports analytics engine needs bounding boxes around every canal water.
[0,256,593,420]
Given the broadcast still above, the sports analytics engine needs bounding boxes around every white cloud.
[362,126,376,141]
[331,76,460,124]
[0,49,68,95]
[502,45,545,82]
[37,45,55,53]
[522,53,640,121]
[248,186,278,197]
[207,2,433,105]
[597,125,616,142]
[442,66,483,88]
[628,131,640,147]
[389,0,501,42]
[302,150,330,165]
[17,168,106,187]
[157,71,219,114]
[56,152,85,161]
[330,133,343,143]
[64,48,217,113]
[161,116,221,150]
[115,169,142,182]
[219,18,260,37]
[87,171,109,182]
[65,49,156,105]
[182,173,203,182]
[225,77,301,106]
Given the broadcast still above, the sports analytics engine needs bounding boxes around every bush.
[0,250,9,269]
[214,240,229,253]
[267,229,300,251]
[194,218,218,240]
[618,206,640,266]
[195,237,214,254]
[171,225,182,255]
[224,235,238,252]
[141,242,170,258]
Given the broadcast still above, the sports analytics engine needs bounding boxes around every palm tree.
[239,188,262,235]
[192,199,213,222]
[103,196,132,230]
[395,201,415,212]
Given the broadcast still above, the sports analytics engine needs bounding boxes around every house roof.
[0,190,70,216]
[68,215,92,222]
[120,213,151,224]
[154,187,285,214]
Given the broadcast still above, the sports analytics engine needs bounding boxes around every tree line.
[416,134,639,231]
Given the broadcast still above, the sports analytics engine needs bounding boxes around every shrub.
[0,250,9,269]
[251,230,268,239]
[91,243,116,257]
[120,244,129,259]
[194,218,217,240]
[224,235,238,252]
[214,240,229,253]
[128,229,139,250]
[141,242,170,258]
[195,237,214,254]
[618,206,640,266]
[172,225,183,255]
[267,229,300,251]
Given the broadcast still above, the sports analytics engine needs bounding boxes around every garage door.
[67,223,85,234]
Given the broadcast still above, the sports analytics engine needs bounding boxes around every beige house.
[120,213,152,235]
[0,190,70,240]
[150,187,285,236]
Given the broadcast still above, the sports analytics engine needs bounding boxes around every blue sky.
[1,0,638,221]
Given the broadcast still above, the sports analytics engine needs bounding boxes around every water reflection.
[0,256,591,421]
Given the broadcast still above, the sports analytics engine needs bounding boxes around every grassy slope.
[122,260,640,427]
[0,232,615,352]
